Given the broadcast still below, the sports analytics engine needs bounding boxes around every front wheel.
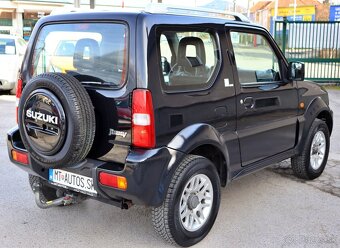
[152,155,221,247]
[291,119,330,180]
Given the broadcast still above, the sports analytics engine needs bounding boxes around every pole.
[274,0,278,21]
[293,0,296,21]
[247,0,250,18]
[74,0,80,8]
[282,17,287,56]
[273,0,278,35]
[90,0,95,9]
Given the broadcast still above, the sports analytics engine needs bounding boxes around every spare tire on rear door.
[18,73,95,168]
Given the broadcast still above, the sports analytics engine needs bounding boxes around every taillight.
[11,150,29,165]
[98,172,127,190]
[132,89,155,148]
[16,78,23,123]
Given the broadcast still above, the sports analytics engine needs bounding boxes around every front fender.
[297,97,332,153]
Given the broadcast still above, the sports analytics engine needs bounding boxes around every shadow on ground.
[270,160,340,198]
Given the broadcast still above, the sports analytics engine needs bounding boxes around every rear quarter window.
[31,22,128,88]
[158,30,220,92]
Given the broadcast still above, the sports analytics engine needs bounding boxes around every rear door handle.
[241,97,255,109]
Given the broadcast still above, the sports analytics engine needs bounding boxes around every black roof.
[38,10,262,29]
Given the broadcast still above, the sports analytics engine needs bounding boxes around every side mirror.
[288,62,305,81]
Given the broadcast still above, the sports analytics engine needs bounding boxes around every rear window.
[31,23,128,88]
[0,38,16,55]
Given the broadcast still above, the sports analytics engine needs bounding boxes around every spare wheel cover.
[22,89,66,156]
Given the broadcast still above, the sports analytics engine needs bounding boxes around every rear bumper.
[7,126,185,207]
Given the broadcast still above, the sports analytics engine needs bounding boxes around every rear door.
[27,21,132,163]
[226,26,299,166]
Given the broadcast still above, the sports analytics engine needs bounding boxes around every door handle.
[241,97,255,109]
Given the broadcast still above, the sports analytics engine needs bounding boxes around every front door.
[226,27,299,166]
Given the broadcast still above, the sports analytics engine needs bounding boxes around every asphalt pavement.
[0,90,339,248]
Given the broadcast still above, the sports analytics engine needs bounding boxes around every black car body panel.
[8,125,187,206]
[7,10,333,208]
[295,81,333,152]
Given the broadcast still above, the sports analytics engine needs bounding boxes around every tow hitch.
[32,182,79,209]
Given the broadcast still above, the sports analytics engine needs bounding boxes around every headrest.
[177,37,206,66]
[73,38,99,70]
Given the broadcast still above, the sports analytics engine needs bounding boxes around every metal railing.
[274,20,340,82]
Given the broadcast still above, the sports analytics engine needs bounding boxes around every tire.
[291,119,330,180]
[18,73,95,168]
[152,155,221,247]
[29,174,60,202]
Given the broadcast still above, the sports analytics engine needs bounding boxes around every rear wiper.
[66,71,116,86]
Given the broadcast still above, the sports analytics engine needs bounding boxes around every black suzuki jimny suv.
[7,5,333,247]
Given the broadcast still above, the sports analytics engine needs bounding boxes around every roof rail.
[144,3,250,23]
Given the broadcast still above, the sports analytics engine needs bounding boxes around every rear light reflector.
[11,150,29,165]
[132,89,155,148]
[16,78,23,123]
[16,78,23,98]
[99,172,127,190]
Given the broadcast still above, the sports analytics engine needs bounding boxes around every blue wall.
[330,5,340,21]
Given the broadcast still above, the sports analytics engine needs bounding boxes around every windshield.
[0,38,16,55]
[31,23,128,87]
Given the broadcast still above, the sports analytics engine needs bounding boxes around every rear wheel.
[152,155,221,247]
[291,119,330,180]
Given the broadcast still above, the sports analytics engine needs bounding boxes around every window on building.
[0,12,13,26]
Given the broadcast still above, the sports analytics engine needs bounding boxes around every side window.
[159,34,172,83]
[159,31,219,91]
[230,31,281,85]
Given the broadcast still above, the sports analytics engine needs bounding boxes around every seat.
[173,37,208,78]
[169,37,210,85]
[73,38,100,72]
[97,39,126,84]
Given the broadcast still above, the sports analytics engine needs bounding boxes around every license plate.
[48,169,97,196]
